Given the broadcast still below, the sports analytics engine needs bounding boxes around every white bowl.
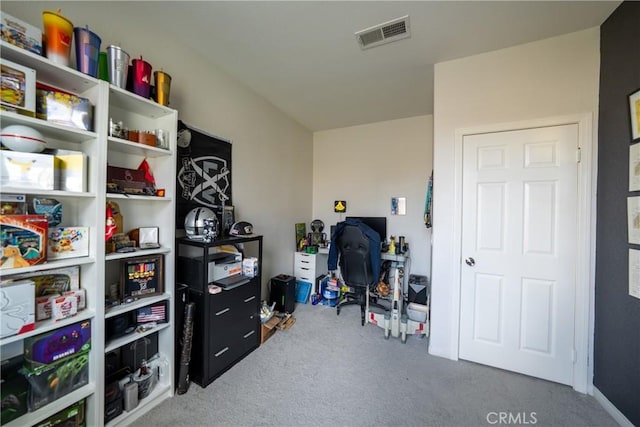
[0,124,47,153]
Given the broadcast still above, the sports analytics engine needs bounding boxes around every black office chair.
[334,224,387,325]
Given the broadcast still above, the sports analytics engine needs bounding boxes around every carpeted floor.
[134,303,616,427]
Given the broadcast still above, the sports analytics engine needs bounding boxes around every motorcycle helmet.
[185,207,217,240]
[229,221,253,236]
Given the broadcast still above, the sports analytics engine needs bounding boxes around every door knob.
[465,257,475,267]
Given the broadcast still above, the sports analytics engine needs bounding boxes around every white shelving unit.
[1,40,177,426]
[102,66,177,427]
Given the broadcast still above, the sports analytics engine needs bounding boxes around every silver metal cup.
[106,45,130,89]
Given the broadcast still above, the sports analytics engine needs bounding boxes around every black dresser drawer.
[178,235,263,388]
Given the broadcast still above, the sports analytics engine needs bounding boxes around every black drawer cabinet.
[177,235,262,388]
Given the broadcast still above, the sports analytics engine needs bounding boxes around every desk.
[294,251,328,296]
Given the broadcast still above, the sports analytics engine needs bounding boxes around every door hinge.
[572,348,577,363]
[576,147,581,163]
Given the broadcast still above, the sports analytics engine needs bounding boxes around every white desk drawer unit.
[294,252,327,295]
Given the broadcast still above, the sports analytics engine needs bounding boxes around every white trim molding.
[593,387,634,427]
[451,113,596,393]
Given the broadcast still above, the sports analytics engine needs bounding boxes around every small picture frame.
[629,88,640,142]
[120,254,164,301]
[138,226,160,249]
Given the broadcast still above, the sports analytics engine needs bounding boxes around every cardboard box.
[36,84,94,131]
[0,193,26,215]
[27,196,62,227]
[0,214,48,268]
[64,289,86,310]
[242,257,258,278]
[50,294,77,321]
[48,226,89,260]
[23,319,91,367]
[34,398,85,427]
[47,149,87,192]
[0,279,35,338]
[0,12,42,55]
[36,290,85,322]
[260,316,279,344]
[107,165,152,195]
[1,59,36,114]
[0,355,29,424]
[1,151,58,191]
[36,295,55,321]
[6,265,80,296]
[21,350,90,411]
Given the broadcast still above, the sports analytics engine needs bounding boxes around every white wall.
[313,115,433,279]
[1,2,314,297]
[431,28,600,358]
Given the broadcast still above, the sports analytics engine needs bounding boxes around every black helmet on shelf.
[229,221,253,236]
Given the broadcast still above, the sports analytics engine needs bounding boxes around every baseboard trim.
[593,386,634,427]
[428,345,457,360]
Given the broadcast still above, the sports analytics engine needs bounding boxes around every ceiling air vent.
[355,15,411,50]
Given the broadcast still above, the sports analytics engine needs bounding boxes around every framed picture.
[120,254,164,301]
[135,300,168,324]
[630,88,640,142]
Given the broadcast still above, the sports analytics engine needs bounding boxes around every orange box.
[0,214,48,269]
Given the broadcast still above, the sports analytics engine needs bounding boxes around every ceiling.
[2,1,620,131]
[123,2,620,131]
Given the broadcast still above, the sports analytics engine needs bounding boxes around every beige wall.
[2,2,314,297]
[431,28,600,358]
[313,115,433,278]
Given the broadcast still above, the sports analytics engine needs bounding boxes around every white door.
[459,124,578,385]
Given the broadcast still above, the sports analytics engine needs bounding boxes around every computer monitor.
[345,216,387,241]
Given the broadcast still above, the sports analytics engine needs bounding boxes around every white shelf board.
[105,294,171,319]
[106,382,171,427]
[0,310,95,346]
[105,247,171,262]
[0,257,96,279]
[0,41,99,94]
[106,193,172,202]
[2,383,95,427]
[0,111,98,143]
[105,322,170,353]
[109,86,176,119]
[107,136,172,157]
[0,187,96,199]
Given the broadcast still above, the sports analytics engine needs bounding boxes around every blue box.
[295,280,311,304]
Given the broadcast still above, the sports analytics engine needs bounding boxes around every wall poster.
[629,143,640,191]
[629,249,640,300]
[628,197,640,244]
[175,120,232,229]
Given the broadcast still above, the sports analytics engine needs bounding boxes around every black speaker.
[106,312,135,341]
[269,274,296,313]
[408,274,429,305]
